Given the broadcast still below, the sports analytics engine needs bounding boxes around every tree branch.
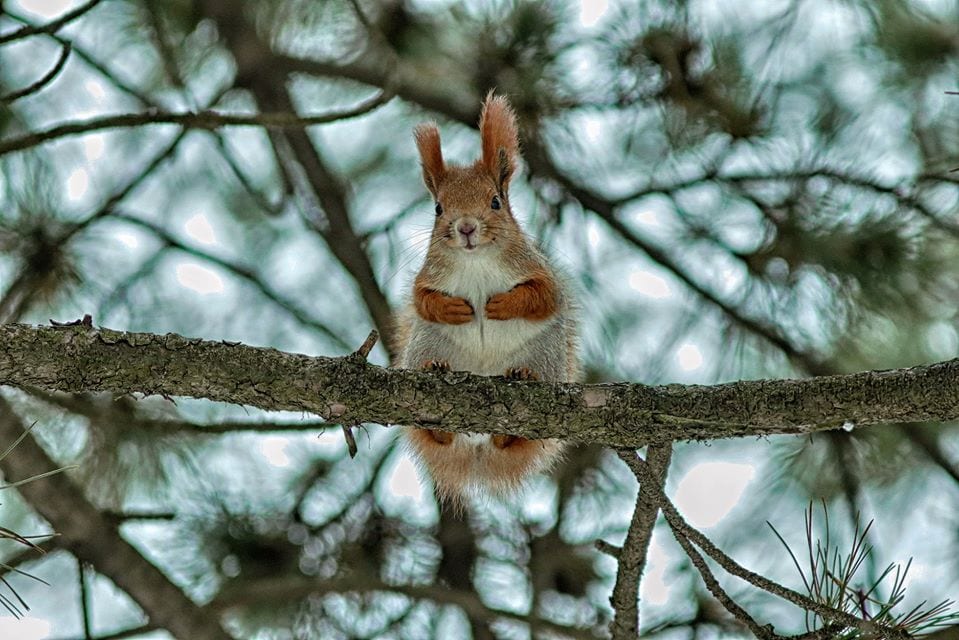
[211,574,600,640]
[105,211,351,350]
[521,139,830,376]
[1,9,159,107]
[0,0,102,45]
[26,386,336,435]
[0,91,391,156]
[211,11,398,358]
[622,452,911,639]
[609,443,672,639]
[0,42,71,104]
[3,324,959,447]
[669,522,778,640]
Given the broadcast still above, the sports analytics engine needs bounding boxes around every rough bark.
[2,324,959,446]
[0,397,232,640]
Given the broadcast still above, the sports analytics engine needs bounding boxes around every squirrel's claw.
[504,367,538,381]
[422,359,452,373]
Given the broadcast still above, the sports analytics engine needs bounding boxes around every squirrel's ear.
[414,123,445,197]
[479,92,519,191]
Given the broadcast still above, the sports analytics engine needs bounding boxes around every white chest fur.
[437,251,549,375]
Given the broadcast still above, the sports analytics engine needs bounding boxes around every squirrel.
[395,93,579,503]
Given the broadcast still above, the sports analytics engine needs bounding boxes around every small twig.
[290,459,332,523]
[341,424,359,458]
[0,42,71,103]
[674,527,778,639]
[352,330,379,361]
[594,540,621,558]
[25,386,339,434]
[0,0,101,45]
[141,0,191,97]
[104,511,176,522]
[78,559,92,640]
[209,134,285,216]
[347,0,376,32]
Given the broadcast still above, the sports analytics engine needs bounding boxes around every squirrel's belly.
[443,317,548,375]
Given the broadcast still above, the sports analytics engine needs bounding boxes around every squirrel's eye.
[435,202,443,216]
[491,195,501,210]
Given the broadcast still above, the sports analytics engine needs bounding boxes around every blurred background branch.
[2,0,959,638]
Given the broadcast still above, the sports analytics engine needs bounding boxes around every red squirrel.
[396,93,579,502]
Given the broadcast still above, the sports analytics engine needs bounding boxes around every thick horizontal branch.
[3,324,958,445]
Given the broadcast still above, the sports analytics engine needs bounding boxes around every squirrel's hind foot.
[421,359,452,373]
[504,367,538,381]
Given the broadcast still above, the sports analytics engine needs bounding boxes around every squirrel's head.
[414,92,524,255]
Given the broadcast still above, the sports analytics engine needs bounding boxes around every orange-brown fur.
[413,123,445,195]
[479,95,519,188]
[396,93,577,504]
[485,271,558,321]
[404,427,563,502]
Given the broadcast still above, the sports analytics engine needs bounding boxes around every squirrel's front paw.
[504,367,539,381]
[485,292,517,320]
[434,296,474,325]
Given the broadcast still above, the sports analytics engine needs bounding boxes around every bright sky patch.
[674,462,756,528]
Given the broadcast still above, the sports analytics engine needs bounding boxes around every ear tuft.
[479,91,519,190]
[414,122,445,197]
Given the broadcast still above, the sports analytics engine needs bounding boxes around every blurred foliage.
[1,0,959,638]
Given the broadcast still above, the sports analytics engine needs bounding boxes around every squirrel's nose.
[457,221,476,236]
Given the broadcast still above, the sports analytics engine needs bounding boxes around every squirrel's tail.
[404,427,565,505]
